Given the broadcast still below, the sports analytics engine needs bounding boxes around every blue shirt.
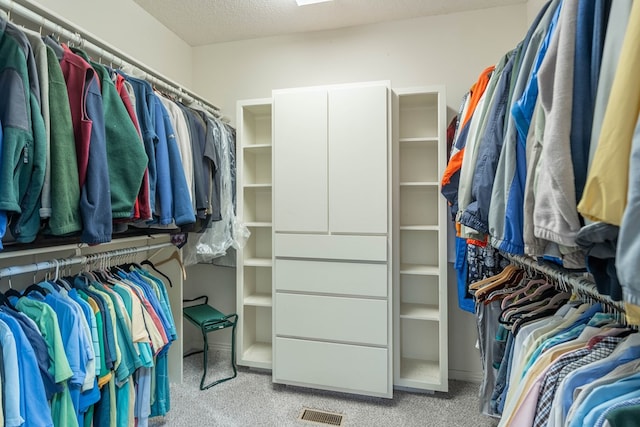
[570,374,640,427]
[0,314,53,427]
[39,291,86,386]
[0,319,23,426]
[1,306,61,399]
[559,335,640,420]
[158,97,196,226]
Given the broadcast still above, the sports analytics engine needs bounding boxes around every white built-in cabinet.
[236,82,448,397]
[393,86,448,392]
[272,81,392,398]
[236,99,274,369]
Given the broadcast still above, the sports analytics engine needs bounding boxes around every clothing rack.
[504,253,626,314]
[0,241,174,280]
[0,0,222,117]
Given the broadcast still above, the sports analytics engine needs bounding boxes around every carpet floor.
[149,350,499,427]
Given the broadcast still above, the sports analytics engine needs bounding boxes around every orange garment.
[441,65,495,188]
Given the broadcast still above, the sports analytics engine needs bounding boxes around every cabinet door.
[273,89,328,233]
[328,84,388,234]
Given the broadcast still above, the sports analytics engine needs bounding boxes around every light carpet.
[150,350,499,426]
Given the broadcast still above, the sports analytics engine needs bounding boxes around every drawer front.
[275,293,387,345]
[275,259,387,297]
[274,234,387,261]
[274,337,389,396]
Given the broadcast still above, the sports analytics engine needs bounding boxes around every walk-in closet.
[0,0,637,426]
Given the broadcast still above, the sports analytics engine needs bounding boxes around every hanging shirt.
[1,305,60,399]
[0,313,53,427]
[15,297,78,427]
[0,318,23,427]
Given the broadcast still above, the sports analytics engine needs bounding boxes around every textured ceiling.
[133,0,527,46]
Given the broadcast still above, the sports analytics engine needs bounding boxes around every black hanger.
[4,288,22,298]
[23,283,50,296]
[0,292,16,310]
[140,260,173,288]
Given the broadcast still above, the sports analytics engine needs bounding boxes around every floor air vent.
[299,408,344,426]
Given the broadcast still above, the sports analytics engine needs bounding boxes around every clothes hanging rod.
[0,241,174,279]
[0,0,222,117]
[503,253,625,313]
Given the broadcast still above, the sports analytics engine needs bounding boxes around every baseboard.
[449,369,483,383]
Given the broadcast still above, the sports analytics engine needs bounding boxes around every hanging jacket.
[578,0,640,226]
[121,74,158,221]
[586,0,632,176]
[441,66,494,222]
[156,96,195,226]
[488,0,558,254]
[199,110,223,222]
[58,44,112,244]
[45,45,81,236]
[570,0,611,204]
[89,60,148,220]
[0,125,5,248]
[459,47,518,236]
[457,51,510,238]
[0,16,47,244]
[456,55,506,236]
[178,104,210,225]
[114,72,151,221]
[534,0,582,249]
[150,93,173,225]
[157,95,194,209]
[22,29,52,223]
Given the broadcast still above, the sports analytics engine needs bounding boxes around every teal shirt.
[16,298,78,427]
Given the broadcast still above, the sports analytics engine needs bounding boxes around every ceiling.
[133,0,527,46]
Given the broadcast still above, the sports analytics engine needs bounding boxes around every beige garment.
[578,0,640,225]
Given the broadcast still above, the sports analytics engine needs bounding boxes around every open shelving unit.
[236,99,274,370]
[393,86,448,392]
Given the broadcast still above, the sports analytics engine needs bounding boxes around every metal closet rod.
[504,253,625,313]
[0,241,174,279]
[0,0,221,116]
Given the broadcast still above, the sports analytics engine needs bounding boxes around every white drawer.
[275,259,387,297]
[275,293,387,345]
[274,234,387,261]
[274,337,390,396]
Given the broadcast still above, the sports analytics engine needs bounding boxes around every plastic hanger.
[470,264,518,292]
[474,268,524,301]
[151,250,186,280]
[500,277,548,309]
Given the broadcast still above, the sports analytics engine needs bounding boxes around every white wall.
[30,0,193,86]
[192,4,527,125]
[189,4,529,382]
